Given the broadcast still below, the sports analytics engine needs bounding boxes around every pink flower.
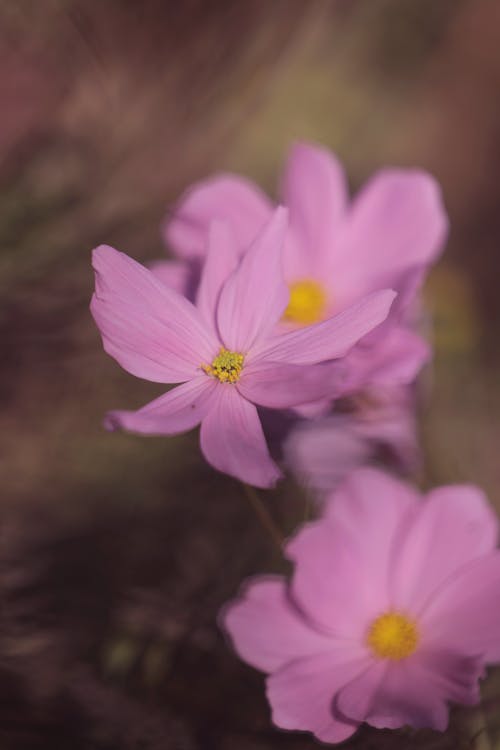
[222,469,500,742]
[91,210,395,488]
[284,385,419,495]
[159,142,448,392]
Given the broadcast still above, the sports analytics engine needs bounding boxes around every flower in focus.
[284,385,419,495]
[222,468,500,742]
[91,209,395,487]
[159,142,448,395]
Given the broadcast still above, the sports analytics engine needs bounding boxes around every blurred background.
[1,1,500,747]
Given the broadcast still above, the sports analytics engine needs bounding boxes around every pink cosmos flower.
[91,209,395,488]
[284,385,419,495]
[222,468,500,742]
[158,142,448,393]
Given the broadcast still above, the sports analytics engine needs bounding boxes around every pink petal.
[385,264,427,320]
[291,398,332,418]
[199,384,281,488]
[284,416,373,494]
[286,469,419,635]
[333,169,448,299]
[336,661,386,724]
[148,258,193,296]
[341,326,431,394]
[392,486,499,614]
[237,360,345,409]
[163,174,272,259]
[221,577,334,673]
[254,289,396,366]
[355,397,420,472]
[413,648,482,708]
[281,142,348,279]
[285,388,420,494]
[339,649,481,731]
[350,265,426,356]
[420,552,500,662]
[91,245,217,383]
[103,377,216,435]
[217,207,289,352]
[195,221,239,330]
[266,651,367,744]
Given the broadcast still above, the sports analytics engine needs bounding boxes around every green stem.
[241,483,284,552]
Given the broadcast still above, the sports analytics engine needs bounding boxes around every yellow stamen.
[202,348,244,384]
[367,612,418,660]
[283,279,328,325]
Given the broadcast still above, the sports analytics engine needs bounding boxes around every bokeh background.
[1,1,500,747]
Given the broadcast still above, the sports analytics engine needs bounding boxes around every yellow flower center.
[202,348,244,383]
[367,612,419,661]
[283,279,328,325]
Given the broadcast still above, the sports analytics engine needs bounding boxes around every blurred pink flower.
[159,142,448,395]
[91,209,395,487]
[284,385,419,494]
[222,469,500,742]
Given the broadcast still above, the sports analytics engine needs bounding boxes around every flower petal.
[199,385,281,488]
[420,552,500,662]
[336,661,386,725]
[254,289,396,365]
[333,169,448,298]
[163,175,272,259]
[286,469,419,635]
[281,142,348,278]
[217,207,289,352]
[221,577,334,674]
[392,485,499,614]
[91,245,217,383]
[267,651,367,744]
[339,649,481,731]
[103,377,216,435]
[237,360,345,409]
[148,258,194,296]
[341,326,431,394]
[195,221,239,331]
[284,416,374,494]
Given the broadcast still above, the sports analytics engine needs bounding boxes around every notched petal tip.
[91,243,118,269]
[381,287,398,309]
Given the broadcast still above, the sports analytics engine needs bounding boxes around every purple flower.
[91,210,395,487]
[159,142,448,393]
[222,469,500,742]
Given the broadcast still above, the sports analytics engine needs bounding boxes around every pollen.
[283,279,328,325]
[202,348,244,383]
[367,612,419,661]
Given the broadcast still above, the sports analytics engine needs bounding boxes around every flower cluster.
[90,142,500,744]
[92,208,393,487]
[223,469,500,742]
